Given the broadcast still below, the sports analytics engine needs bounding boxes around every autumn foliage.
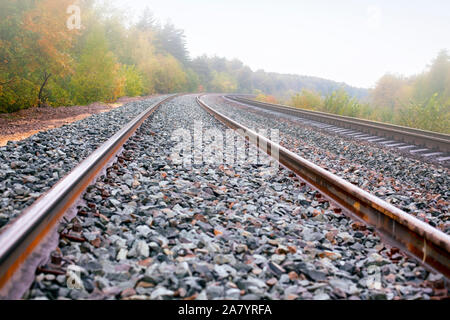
[0,0,194,112]
[0,0,448,135]
[286,51,450,134]
[255,93,278,104]
[0,0,368,113]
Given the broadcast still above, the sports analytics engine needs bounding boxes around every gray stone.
[150,287,174,299]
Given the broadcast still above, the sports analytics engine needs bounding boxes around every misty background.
[0,0,448,132]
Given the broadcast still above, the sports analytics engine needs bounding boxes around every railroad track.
[226,96,450,165]
[0,94,448,300]
[197,96,450,278]
[204,95,449,235]
[0,94,178,299]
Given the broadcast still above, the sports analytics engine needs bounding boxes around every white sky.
[114,0,450,88]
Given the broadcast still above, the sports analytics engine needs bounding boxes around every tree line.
[258,50,450,134]
[0,0,365,113]
[0,0,195,112]
[2,1,446,134]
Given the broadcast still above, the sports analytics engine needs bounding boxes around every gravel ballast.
[0,95,169,231]
[202,95,449,235]
[24,95,447,300]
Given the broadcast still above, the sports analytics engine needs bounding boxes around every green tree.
[211,71,237,93]
[123,65,144,97]
[290,89,323,110]
[69,26,121,104]
[151,54,188,93]
[157,23,189,66]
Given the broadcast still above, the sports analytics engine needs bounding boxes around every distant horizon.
[116,0,450,89]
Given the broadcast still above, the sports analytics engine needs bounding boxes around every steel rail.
[197,95,450,279]
[226,95,450,153]
[0,94,178,299]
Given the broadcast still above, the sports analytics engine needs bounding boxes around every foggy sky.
[116,0,450,88]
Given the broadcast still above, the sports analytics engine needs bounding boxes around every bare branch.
[38,72,52,108]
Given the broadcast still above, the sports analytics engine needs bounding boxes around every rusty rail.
[226,95,450,153]
[197,95,450,279]
[0,94,178,299]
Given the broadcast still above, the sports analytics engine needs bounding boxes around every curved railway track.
[226,96,450,164]
[0,94,448,300]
